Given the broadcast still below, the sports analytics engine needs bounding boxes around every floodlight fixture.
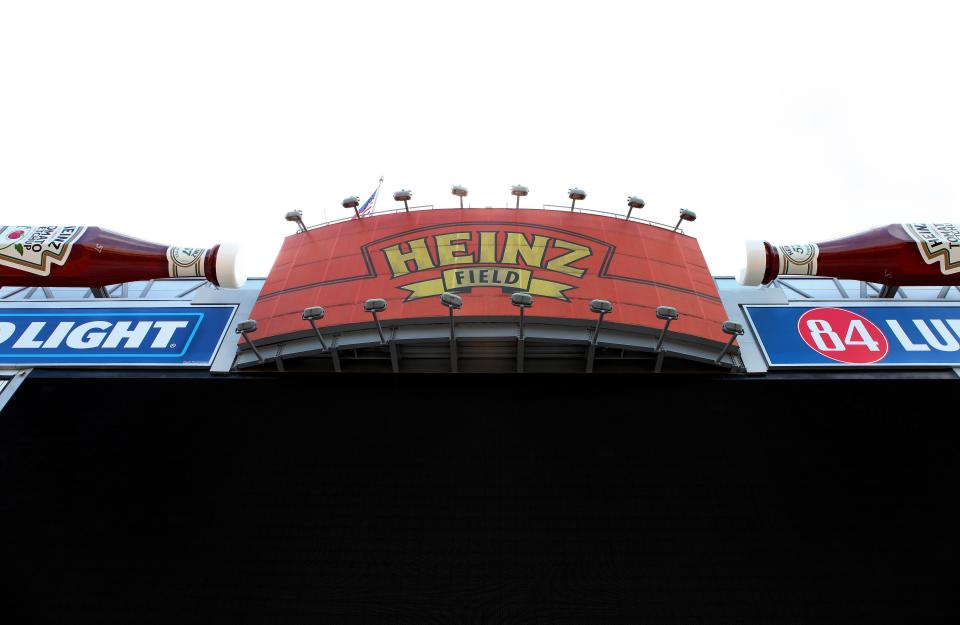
[363,298,388,344]
[589,299,613,315]
[673,208,697,232]
[342,196,361,219]
[511,184,529,209]
[715,320,745,365]
[451,185,468,208]
[393,189,413,211]
[285,210,306,233]
[440,292,463,310]
[511,292,533,308]
[568,188,587,211]
[363,298,387,313]
[626,196,645,220]
[302,306,325,321]
[301,306,328,351]
[235,319,264,363]
[654,305,679,373]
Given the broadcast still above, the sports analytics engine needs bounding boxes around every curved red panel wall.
[249,209,729,344]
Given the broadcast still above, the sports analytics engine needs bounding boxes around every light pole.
[235,319,263,363]
[363,298,388,344]
[715,321,745,365]
[511,292,533,373]
[440,292,463,373]
[654,306,679,373]
[673,208,697,232]
[285,210,306,233]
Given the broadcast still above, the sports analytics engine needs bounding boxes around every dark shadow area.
[0,374,954,623]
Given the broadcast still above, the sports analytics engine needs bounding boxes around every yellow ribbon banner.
[399,266,575,301]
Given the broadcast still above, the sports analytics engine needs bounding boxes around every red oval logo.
[797,307,889,364]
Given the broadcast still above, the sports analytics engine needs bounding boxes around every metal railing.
[302,204,683,234]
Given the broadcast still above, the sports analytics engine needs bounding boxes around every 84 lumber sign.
[745,304,960,368]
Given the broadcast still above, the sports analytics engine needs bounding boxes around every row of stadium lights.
[284,186,698,232]
[234,295,744,373]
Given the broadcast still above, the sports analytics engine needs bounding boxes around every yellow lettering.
[501,232,549,268]
[478,231,497,263]
[383,238,436,277]
[434,232,474,266]
[546,239,590,278]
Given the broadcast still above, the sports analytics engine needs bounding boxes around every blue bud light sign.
[0,305,236,367]
[744,304,960,367]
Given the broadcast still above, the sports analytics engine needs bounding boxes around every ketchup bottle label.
[903,223,960,275]
[166,246,207,279]
[778,243,819,276]
[0,226,87,276]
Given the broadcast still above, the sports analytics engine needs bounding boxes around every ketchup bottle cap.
[738,240,767,286]
[216,243,246,288]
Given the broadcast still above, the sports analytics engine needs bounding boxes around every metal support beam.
[239,335,263,364]
[330,338,342,372]
[139,279,155,298]
[176,281,206,298]
[878,284,900,299]
[585,343,597,373]
[714,335,738,366]
[775,279,813,299]
[516,305,526,373]
[2,287,27,300]
[585,307,608,373]
[0,369,31,413]
[389,329,400,373]
[653,318,674,374]
[371,312,386,344]
[448,307,458,373]
[306,319,328,351]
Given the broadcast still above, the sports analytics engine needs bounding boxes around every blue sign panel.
[745,304,960,367]
[0,305,236,366]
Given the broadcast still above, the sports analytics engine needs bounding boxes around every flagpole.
[370,175,384,216]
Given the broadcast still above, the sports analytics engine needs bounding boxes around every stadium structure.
[1,201,954,622]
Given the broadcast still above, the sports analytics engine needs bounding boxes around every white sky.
[2,1,959,278]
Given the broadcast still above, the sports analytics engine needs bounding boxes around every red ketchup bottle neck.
[740,224,960,287]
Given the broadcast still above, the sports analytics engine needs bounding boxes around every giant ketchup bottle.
[0,225,245,288]
[738,223,960,286]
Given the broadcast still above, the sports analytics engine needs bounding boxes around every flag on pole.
[357,189,378,218]
[354,176,384,219]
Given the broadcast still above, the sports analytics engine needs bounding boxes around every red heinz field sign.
[248,209,731,344]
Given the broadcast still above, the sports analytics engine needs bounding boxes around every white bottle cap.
[737,240,768,286]
[215,242,246,288]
